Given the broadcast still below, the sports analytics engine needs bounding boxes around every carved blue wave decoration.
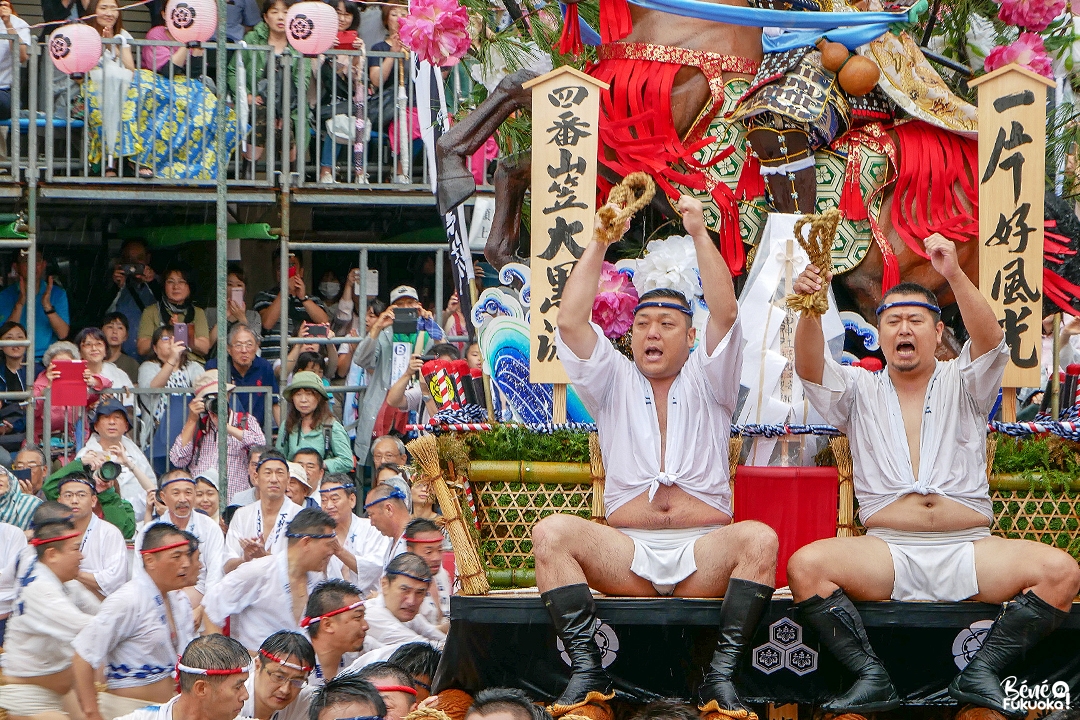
[478,316,593,424]
[840,310,879,351]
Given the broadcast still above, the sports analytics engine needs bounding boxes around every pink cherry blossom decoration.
[399,0,472,67]
[997,0,1065,31]
[592,263,639,338]
[984,32,1055,78]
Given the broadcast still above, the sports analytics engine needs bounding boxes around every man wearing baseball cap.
[286,462,319,510]
[76,397,157,520]
[351,286,445,467]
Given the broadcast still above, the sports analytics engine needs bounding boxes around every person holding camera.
[107,239,161,359]
[351,286,443,467]
[77,398,157,520]
[169,369,267,503]
[0,248,70,363]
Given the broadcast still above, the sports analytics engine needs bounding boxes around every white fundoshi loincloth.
[618,526,723,595]
[0,683,65,714]
[98,691,159,720]
[867,527,991,602]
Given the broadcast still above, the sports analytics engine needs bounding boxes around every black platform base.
[433,595,1080,709]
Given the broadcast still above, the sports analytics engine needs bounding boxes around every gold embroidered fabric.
[859,30,977,136]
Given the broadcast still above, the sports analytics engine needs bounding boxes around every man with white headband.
[362,483,411,567]
[114,634,253,720]
[320,474,388,593]
[135,469,226,602]
[537,194,778,715]
[364,553,445,649]
[73,522,196,720]
[224,450,302,573]
[202,508,337,652]
[790,233,1080,716]
[57,472,129,600]
[0,502,96,719]
[242,631,316,720]
[302,579,370,686]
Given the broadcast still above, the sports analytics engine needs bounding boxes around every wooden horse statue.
[435,0,1080,327]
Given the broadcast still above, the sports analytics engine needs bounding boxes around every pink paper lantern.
[165,0,218,44]
[48,23,102,77]
[286,1,338,56]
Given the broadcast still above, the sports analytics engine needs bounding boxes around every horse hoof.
[436,171,478,214]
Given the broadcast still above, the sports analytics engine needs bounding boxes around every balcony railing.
[0,34,481,192]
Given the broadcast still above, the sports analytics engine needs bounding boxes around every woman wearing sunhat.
[277,371,353,475]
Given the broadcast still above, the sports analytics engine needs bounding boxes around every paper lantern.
[285,1,337,56]
[165,0,218,44]
[48,23,102,77]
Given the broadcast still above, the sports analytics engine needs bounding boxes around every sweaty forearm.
[794,313,826,385]
[692,233,737,345]
[949,270,1003,356]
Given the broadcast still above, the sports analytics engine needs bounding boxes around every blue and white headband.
[875,300,941,316]
[633,301,693,317]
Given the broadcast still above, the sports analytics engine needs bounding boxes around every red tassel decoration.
[599,0,633,43]
[840,145,868,221]
[558,3,583,55]
[735,153,765,200]
[710,182,745,275]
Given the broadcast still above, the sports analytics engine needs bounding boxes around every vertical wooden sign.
[969,64,1055,389]
[522,67,608,385]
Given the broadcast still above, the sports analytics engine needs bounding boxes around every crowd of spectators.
[0,240,481,534]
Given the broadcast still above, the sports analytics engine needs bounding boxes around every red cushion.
[733,466,839,588]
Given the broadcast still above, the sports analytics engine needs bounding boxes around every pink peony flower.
[984,32,1056,78]
[997,0,1065,31]
[592,262,638,338]
[399,0,472,67]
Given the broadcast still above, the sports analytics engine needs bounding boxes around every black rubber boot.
[797,588,901,713]
[541,584,613,708]
[697,578,774,714]
[949,591,1070,718]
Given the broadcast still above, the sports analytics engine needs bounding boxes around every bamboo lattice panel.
[991,485,1080,559]
[471,481,593,569]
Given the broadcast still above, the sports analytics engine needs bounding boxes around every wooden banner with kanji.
[522,67,609,384]
[970,64,1055,388]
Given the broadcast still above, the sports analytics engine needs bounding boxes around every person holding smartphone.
[207,264,264,353]
[351,285,444,468]
[254,250,330,362]
[136,264,211,360]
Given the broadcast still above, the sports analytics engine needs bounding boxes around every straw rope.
[830,436,855,537]
[595,173,655,244]
[785,208,842,317]
[588,433,606,521]
[408,434,490,595]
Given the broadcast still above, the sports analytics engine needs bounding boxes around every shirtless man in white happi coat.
[790,233,1080,717]
[534,196,778,717]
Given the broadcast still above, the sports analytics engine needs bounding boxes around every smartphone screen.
[172,323,189,347]
[230,286,245,310]
[307,324,329,337]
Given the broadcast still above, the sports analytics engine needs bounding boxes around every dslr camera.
[201,393,218,417]
[120,262,145,278]
[94,459,122,484]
